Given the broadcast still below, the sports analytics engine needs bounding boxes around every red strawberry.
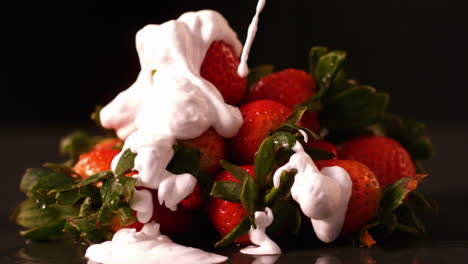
[179,184,205,210]
[200,41,247,105]
[150,190,194,237]
[229,100,293,165]
[92,138,123,151]
[306,140,337,159]
[208,165,254,245]
[73,148,121,179]
[316,160,381,235]
[246,69,320,132]
[178,128,226,175]
[338,135,416,187]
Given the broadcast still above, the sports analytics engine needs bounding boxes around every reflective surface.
[1,125,468,263]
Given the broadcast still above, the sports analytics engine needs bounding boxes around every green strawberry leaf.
[247,64,274,89]
[117,203,137,227]
[377,113,435,160]
[408,190,439,215]
[114,148,137,177]
[98,175,136,225]
[308,46,329,75]
[286,106,307,125]
[20,220,68,241]
[220,160,251,183]
[322,85,389,136]
[60,131,103,165]
[314,50,347,92]
[11,199,78,241]
[27,168,77,207]
[377,175,427,233]
[240,175,261,219]
[254,137,275,187]
[168,145,201,176]
[11,199,78,229]
[210,181,242,203]
[214,217,251,248]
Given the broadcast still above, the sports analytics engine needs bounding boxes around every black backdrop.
[5,0,468,124]
[2,1,468,254]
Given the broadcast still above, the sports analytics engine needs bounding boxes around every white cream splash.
[100,10,244,213]
[85,222,227,264]
[240,207,281,255]
[237,0,267,77]
[273,142,352,243]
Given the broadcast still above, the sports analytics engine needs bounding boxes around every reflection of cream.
[273,142,352,243]
[315,255,342,264]
[86,222,227,264]
[251,255,280,264]
[241,208,281,255]
[100,10,244,214]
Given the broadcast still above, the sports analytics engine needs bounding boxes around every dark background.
[2,0,468,262]
[4,0,468,123]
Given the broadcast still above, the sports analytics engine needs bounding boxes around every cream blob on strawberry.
[100,10,244,214]
[273,142,352,243]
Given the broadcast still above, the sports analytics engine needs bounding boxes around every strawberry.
[178,128,226,175]
[200,41,247,105]
[179,184,205,210]
[208,165,254,245]
[92,138,123,151]
[73,148,121,179]
[306,140,337,159]
[246,69,320,132]
[150,190,194,237]
[337,135,416,187]
[229,100,293,165]
[315,160,381,235]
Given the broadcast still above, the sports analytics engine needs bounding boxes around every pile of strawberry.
[12,42,436,248]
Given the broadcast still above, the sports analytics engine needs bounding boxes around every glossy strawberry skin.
[208,165,255,245]
[92,138,123,151]
[306,140,338,159]
[316,160,381,235]
[200,41,247,105]
[179,184,205,211]
[229,100,293,165]
[73,148,121,179]
[178,128,227,175]
[338,135,416,187]
[246,68,320,132]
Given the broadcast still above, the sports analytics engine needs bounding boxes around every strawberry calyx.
[353,173,436,247]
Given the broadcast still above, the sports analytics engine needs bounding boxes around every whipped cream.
[241,207,281,255]
[273,142,352,243]
[86,222,227,264]
[100,10,244,213]
[237,0,267,77]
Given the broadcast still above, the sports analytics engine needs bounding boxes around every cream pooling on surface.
[86,222,227,264]
[273,142,352,243]
[100,10,244,213]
